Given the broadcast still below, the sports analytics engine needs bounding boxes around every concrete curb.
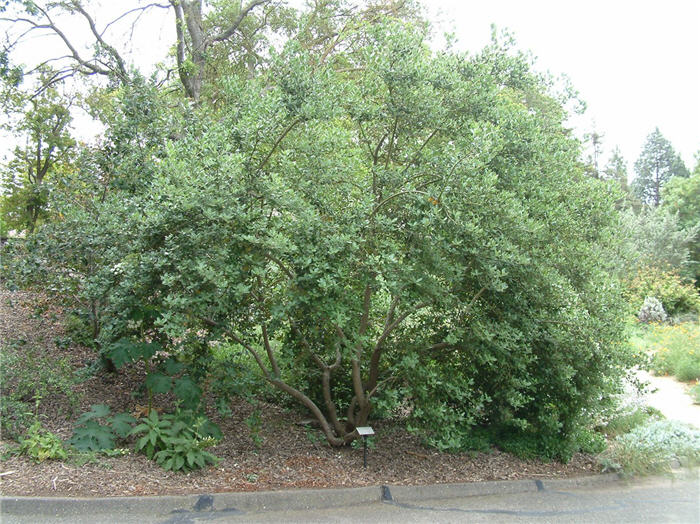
[1,473,623,517]
[0,485,380,516]
[381,473,622,503]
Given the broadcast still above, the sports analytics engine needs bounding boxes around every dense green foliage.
[0,1,660,462]
[662,161,700,285]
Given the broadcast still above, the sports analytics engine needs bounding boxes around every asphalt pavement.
[2,470,698,523]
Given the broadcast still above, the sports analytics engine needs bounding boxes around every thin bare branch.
[202,318,271,380]
[400,128,440,175]
[368,184,437,220]
[465,286,487,316]
[102,3,171,36]
[70,2,129,81]
[261,322,280,377]
[18,4,113,79]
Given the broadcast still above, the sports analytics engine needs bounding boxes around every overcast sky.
[3,0,699,175]
[427,0,700,171]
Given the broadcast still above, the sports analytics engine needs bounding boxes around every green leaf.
[76,404,111,424]
[173,376,202,408]
[145,373,172,394]
[136,435,150,451]
[130,423,150,436]
[107,339,134,368]
[164,357,185,375]
[109,413,137,438]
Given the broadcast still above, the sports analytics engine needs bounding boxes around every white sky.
[427,0,700,171]
[2,0,699,175]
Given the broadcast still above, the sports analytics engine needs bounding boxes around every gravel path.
[638,370,700,428]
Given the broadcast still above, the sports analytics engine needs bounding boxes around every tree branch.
[401,128,440,175]
[201,318,271,380]
[367,300,431,391]
[70,2,129,82]
[102,3,171,36]
[368,183,438,220]
[255,117,304,175]
[209,0,270,44]
[264,252,296,281]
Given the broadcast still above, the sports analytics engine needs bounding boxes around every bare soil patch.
[0,286,600,497]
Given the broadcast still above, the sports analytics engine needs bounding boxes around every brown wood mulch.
[0,286,600,498]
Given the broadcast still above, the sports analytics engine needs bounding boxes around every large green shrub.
[7,20,634,459]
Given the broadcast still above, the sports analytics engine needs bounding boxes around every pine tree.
[632,128,689,206]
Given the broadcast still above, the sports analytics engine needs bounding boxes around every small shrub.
[600,420,700,476]
[575,428,607,454]
[17,421,67,463]
[244,409,264,448]
[675,357,700,382]
[638,297,668,323]
[130,409,221,472]
[600,405,662,438]
[64,312,96,347]
[689,383,700,404]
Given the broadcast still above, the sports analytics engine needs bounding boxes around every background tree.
[583,127,603,178]
[1,79,75,233]
[632,127,689,206]
[602,146,640,209]
[662,152,700,285]
[617,207,698,275]
[603,146,628,189]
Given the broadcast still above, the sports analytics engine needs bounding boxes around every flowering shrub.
[626,266,700,318]
[647,321,700,381]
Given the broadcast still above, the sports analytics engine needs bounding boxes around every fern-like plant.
[69,404,136,452]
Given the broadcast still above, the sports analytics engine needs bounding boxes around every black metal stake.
[356,426,374,469]
[363,436,367,468]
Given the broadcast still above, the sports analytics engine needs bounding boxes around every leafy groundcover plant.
[130,410,221,472]
[600,420,700,476]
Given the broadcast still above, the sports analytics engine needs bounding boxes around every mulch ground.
[0,286,600,497]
